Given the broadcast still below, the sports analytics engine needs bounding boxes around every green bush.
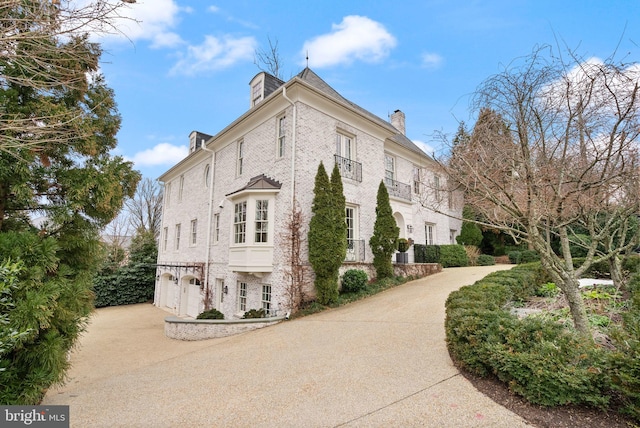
[445,265,611,409]
[508,251,521,264]
[397,238,409,252]
[519,250,540,263]
[197,308,224,320]
[439,245,469,267]
[477,254,496,266]
[243,308,267,319]
[341,269,368,293]
[413,244,427,263]
[424,245,440,263]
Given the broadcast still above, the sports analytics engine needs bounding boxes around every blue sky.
[96,0,640,179]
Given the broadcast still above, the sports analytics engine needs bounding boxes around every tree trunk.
[559,275,591,337]
[609,256,625,290]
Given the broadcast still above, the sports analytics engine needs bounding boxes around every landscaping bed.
[445,260,640,424]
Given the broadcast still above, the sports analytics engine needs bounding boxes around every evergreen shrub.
[243,308,267,319]
[439,245,469,267]
[424,245,440,263]
[477,254,496,266]
[197,308,224,320]
[341,269,368,293]
[413,244,427,263]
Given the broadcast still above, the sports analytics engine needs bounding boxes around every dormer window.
[251,79,263,107]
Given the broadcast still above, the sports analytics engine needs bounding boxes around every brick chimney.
[390,110,405,135]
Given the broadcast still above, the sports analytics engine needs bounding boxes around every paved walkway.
[43,266,531,427]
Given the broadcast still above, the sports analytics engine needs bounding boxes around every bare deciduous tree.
[444,46,640,336]
[125,177,163,239]
[280,202,311,314]
[254,36,283,80]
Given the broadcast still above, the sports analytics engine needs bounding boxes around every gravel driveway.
[43,265,530,428]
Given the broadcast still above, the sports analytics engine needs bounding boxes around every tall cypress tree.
[308,162,346,304]
[330,163,347,267]
[369,181,399,279]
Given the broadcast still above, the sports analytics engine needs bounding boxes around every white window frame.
[237,281,247,311]
[336,132,353,160]
[425,223,435,246]
[178,175,184,203]
[165,182,171,208]
[450,229,457,245]
[175,223,181,250]
[277,115,286,158]
[261,284,272,313]
[237,140,244,176]
[434,175,440,201]
[384,154,395,184]
[251,81,263,107]
[254,200,269,243]
[213,213,220,244]
[162,227,168,251]
[234,201,247,244]
[413,166,420,194]
[204,164,210,188]
[190,219,197,246]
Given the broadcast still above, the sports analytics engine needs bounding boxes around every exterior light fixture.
[223,285,228,294]
[407,225,413,233]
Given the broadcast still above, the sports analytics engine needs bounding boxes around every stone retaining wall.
[339,262,442,279]
[165,316,286,341]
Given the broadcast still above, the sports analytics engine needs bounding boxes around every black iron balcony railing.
[384,177,411,201]
[334,154,362,182]
[345,239,365,262]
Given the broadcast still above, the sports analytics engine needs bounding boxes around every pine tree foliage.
[0,1,139,403]
[369,181,399,279]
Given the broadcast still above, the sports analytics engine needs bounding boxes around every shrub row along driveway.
[43,266,530,427]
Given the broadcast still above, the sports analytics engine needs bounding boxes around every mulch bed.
[462,370,637,427]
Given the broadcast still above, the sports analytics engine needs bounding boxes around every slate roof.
[295,68,431,159]
[226,174,282,197]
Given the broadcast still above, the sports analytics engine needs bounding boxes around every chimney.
[390,110,405,135]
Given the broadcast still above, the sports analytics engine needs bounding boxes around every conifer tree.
[369,181,399,279]
[308,162,346,304]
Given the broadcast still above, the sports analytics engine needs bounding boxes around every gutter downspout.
[201,144,216,309]
[282,85,296,319]
[282,85,296,208]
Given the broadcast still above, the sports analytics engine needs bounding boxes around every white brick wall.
[155,81,463,320]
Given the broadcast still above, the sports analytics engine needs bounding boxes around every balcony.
[384,178,411,201]
[345,239,365,262]
[334,155,362,182]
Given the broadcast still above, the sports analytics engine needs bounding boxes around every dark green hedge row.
[93,263,155,307]
[414,244,468,267]
[445,262,639,418]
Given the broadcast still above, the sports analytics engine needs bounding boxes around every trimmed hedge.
[439,245,469,267]
[477,254,496,266]
[445,264,611,408]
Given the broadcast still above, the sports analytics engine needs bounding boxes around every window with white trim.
[165,183,171,207]
[251,81,263,107]
[204,164,210,187]
[450,229,457,245]
[190,219,197,246]
[237,140,244,176]
[425,223,435,246]
[413,166,420,194]
[261,284,271,313]
[213,213,220,244]
[384,154,395,184]
[178,175,184,203]
[175,224,181,250]
[336,133,353,160]
[434,175,440,201]
[163,227,168,251]
[277,116,286,158]
[254,200,268,243]
[238,281,247,311]
[234,202,247,244]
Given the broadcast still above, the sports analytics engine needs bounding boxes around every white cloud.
[413,139,435,157]
[129,143,188,167]
[421,52,443,69]
[170,35,257,76]
[301,16,396,68]
[96,0,185,48]
[208,6,220,13]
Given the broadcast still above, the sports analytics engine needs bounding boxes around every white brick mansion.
[155,68,462,319]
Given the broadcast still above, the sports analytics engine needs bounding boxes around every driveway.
[43,266,530,427]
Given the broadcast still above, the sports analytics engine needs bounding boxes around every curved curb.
[164,315,286,341]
